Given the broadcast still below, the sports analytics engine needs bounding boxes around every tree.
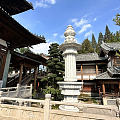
[79,38,94,54]
[91,33,97,52]
[104,25,111,43]
[98,32,103,45]
[113,13,120,26]
[114,31,120,42]
[96,32,104,54]
[41,43,64,100]
[15,47,32,54]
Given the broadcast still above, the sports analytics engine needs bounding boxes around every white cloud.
[60,34,64,39]
[112,7,120,11]
[71,18,88,27]
[78,24,92,34]
[35,1,48,8]
[93,18,97,21]
[30,43,51,54]
[45,0,56,4]
[84,30,93,38]
[53,33,58,37]
[35,0,56,8]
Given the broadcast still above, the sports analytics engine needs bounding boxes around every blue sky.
[13,0,120,54]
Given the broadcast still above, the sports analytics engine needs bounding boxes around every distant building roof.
[76,53,106,62]
[101,42,120,54]
[0,0,33,15]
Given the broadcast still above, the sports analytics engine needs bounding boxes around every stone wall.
[0,104,44,120]
[0,95,119,120]
[0,104,119,120]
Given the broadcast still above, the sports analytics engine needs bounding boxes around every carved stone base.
[58,81,83,112]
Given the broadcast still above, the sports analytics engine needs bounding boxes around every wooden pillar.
[19,64,23,85]
[81,64,83,81]
[98,87,101,97]
[96,64,98,75]
[0,55,6,80]
[119,80,120,96]
[102,81,105,95]
[34,67,38,91]
[2,50,11,88]
[81,64,83,92]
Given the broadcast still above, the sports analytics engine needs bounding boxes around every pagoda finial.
[64,25,76,43]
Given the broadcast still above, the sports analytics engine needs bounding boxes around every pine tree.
[114,31,120,42]
[98,32,103,45]
[96,32,103,54]
[104,25,111,43]
[91,33,97,52]
[81,38,94,53]
[41,43,64,100]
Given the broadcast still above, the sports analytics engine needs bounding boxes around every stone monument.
[58,25,83,112]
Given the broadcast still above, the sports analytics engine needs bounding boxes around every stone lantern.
[58,25,83,112]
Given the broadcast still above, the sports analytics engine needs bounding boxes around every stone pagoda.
[58,25,83,112]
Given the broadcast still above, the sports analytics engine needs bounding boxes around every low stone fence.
[0,94,119,120]
[0,84,32,98]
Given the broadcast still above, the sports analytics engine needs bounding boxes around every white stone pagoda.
[58,25,83,112]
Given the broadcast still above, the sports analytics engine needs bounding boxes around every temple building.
[76,42,120,99]
[76,52,107,96]
[7,51,47,90]
[96,42,120,97]
[0,0,46,88]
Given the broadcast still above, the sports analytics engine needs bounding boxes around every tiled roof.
[95,71,120,80]
[76,53,106,61]
[101,42,120,53]
[107,67,120,76]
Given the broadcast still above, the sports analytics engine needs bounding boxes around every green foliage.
[14,47,32,54]
[41,43,64,100]
[113,13,120,26]
[92,33,97,52]
[92,33,97,49]
[79,38,94,54]
[98,32,103,45]
[103,25,112,43]
[79,94,99,104]
[32,90,37,99]
[43,86,63,100]
[47,43,64,85]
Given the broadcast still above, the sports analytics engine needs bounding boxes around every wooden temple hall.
[0,0,47,89]
[76,42,120,98]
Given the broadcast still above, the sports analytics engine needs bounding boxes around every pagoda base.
[58,81,83,112]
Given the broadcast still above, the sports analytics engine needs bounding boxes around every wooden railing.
[76,73,97,80]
